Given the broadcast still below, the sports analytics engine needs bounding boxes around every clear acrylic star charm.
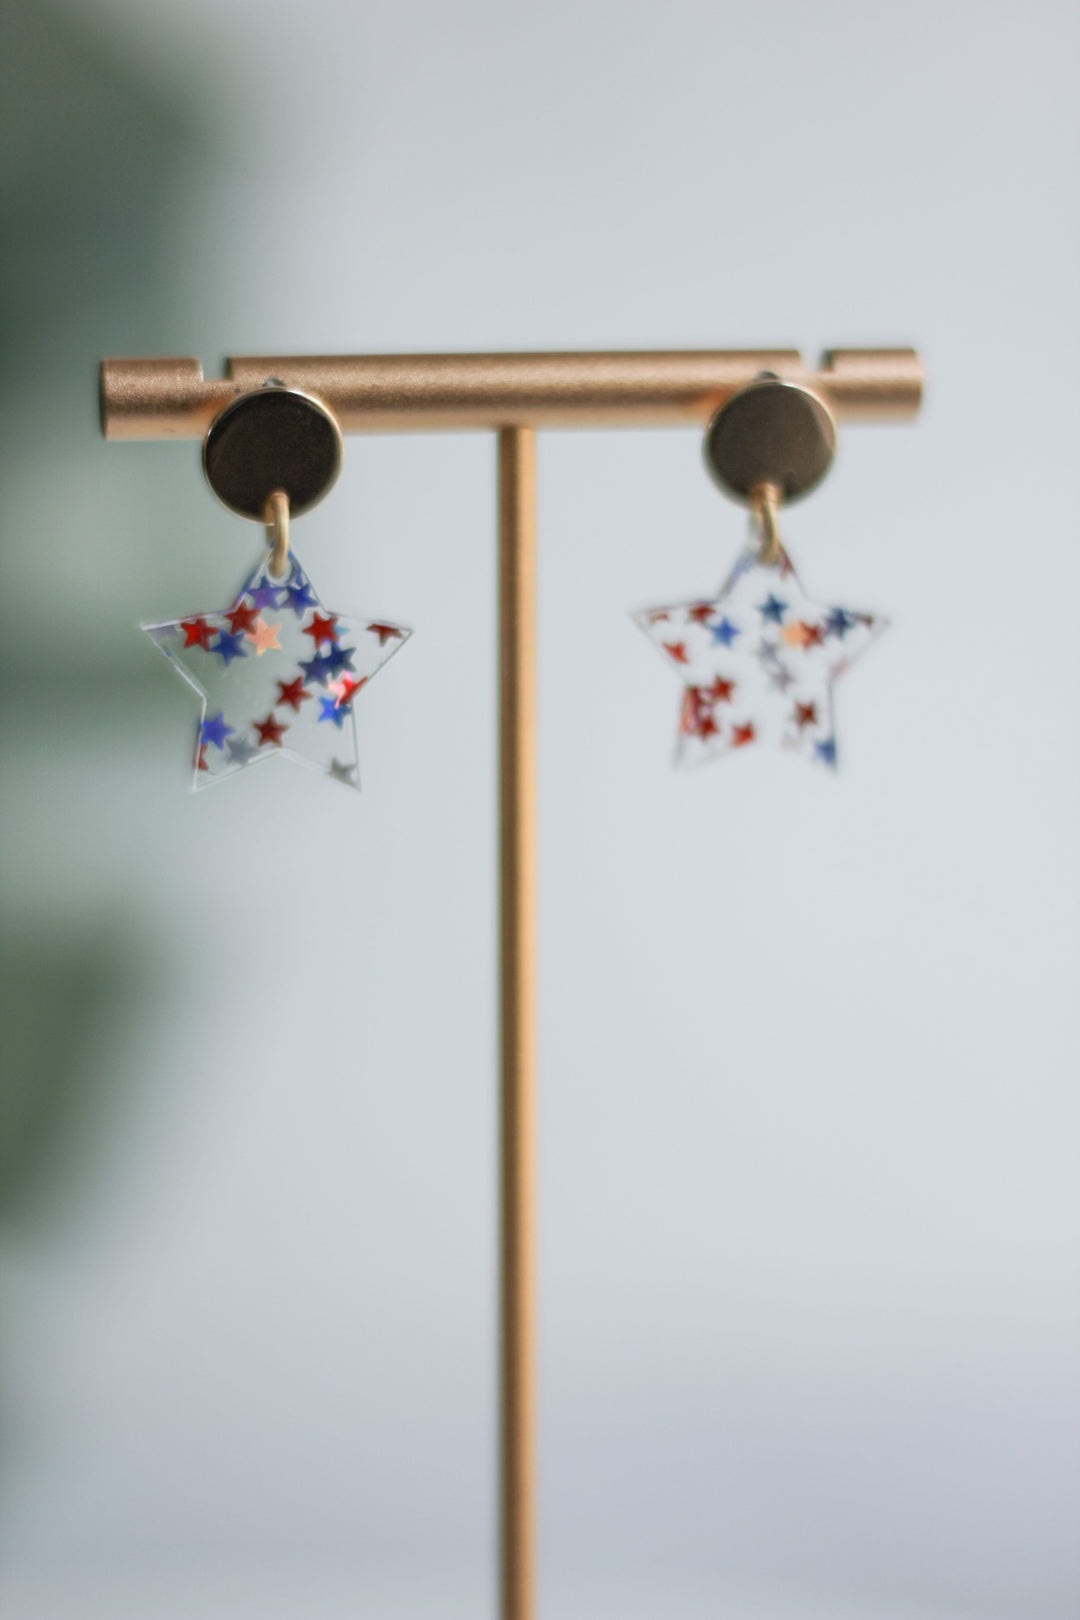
[144,550,410,790]
[634,542,885,769]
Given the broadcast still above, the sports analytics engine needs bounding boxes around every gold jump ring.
[750,480,782,567]
[264,488,290,580]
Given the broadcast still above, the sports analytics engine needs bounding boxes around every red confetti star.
[275,677,310,713]
[687,603,714,625]
[367,622,404,646]
[679,686,722,738]
[784,619,823,649]
[180,617,215,649]
[708,676,735,703]
[794,701,818,729]
[732,722,756,747]
[254,713,288,748]
[225,602,259,635]
[663,641,689,665]
[196,743,209,771]
[333,674,368,707]
[680,687,707,736]
[303,612,339,646]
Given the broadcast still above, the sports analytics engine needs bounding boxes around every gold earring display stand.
[100,347,922,1620]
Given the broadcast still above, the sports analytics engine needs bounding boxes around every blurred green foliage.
[0,1,215,1221]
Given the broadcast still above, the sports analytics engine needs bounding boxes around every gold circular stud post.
[202,383,343,522]
[703,376,836,505]
[704,376,837,570]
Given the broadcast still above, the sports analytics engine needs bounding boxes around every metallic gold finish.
[264,490,290,580]
[751,481,782,567]
[101,349,922,440]
[498,427,537,1620]
[704,377,837,506]
[101,356,229,440]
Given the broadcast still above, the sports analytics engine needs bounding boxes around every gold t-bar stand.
[100,347,922,1620]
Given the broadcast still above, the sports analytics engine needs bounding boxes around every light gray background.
[1,2,1078,1617]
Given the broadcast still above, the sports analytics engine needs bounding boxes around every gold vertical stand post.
[498,427,537,1620]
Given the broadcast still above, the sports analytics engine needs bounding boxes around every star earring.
[634,375,885,770]
[144,384,411,791]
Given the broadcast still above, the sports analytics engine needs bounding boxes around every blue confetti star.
[301,653,333,687]
[285,580,317,616]
[709,616,740,646]
[247,583,283,610]
[815,737,838,767]
[758,593,788,624]
[211,628,248,666]
[824,607,855,639]
[323,641,356,675]
[201,711,234,749]
[318,695,349,728]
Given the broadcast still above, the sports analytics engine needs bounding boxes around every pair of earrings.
[146,376,883,791]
